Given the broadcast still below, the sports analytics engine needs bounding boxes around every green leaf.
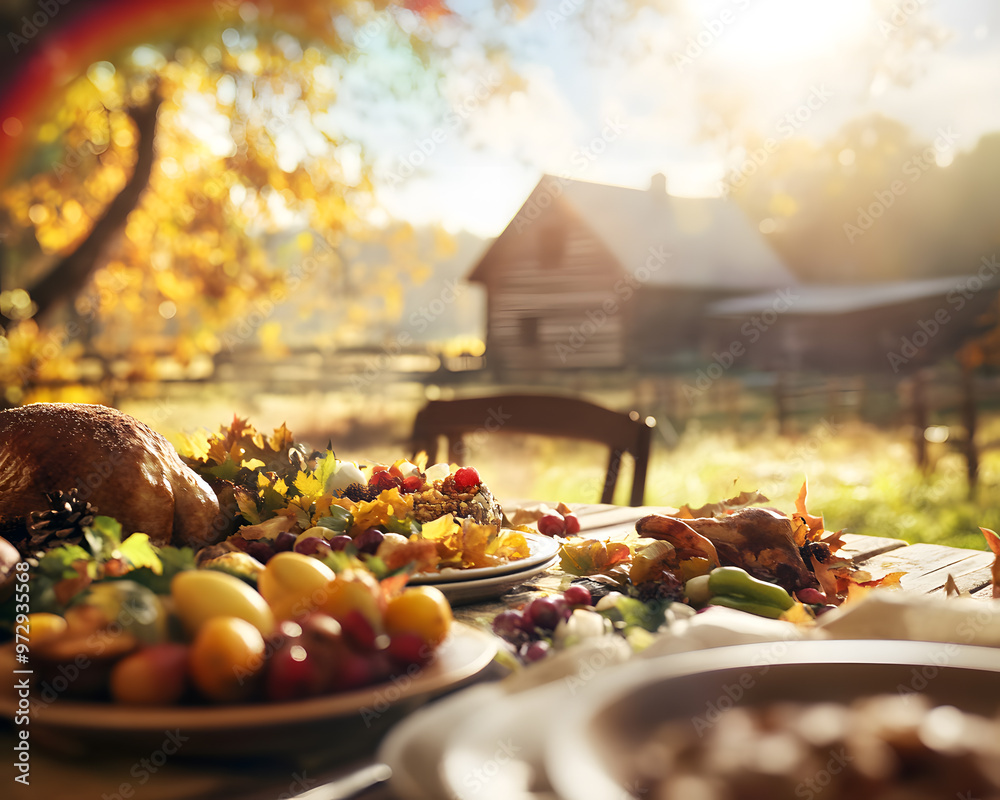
[156,545,196,577]
[206,456,241,481]
[315,451,339,493]
[384,516,421,536]
[127,546,196,594]
[117,533,162,572]
[317,506,353,533]
[36,544,92,580]
[84,515,123,562]
[260,484,287,516]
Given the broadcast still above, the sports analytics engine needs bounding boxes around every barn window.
[520,316,540,345]
[538,221,566,267]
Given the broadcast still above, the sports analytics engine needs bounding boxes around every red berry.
[453,466,481,491]
[401,475,424,493]
[537,513,567,537]
[369,470,401,492]
[563,513,581,535]
[563,585,592,606]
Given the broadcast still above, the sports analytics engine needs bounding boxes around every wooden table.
[6,502,995,799]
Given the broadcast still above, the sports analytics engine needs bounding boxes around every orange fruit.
[384,586,453,649]
[189,616,266,702]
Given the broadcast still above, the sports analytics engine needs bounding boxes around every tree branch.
[28,91,162,323]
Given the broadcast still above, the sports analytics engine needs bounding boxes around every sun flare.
[715,0,872,65]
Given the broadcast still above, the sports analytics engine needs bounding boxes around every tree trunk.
[27,92,162,323]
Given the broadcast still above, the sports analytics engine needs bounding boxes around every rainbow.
[0,0,240,184]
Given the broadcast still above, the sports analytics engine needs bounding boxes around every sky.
[365,0,1000,238]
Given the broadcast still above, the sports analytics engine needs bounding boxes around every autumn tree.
[0,0,517,406]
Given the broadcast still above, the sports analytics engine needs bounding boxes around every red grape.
[332,651,376,691]
[273,531,297,552]
[563,585,592,607]
[266,644,322,702]
[387,632,431,668]
[523,640,550,662]
[247,540,275,563]
[453,466,481,491]
[563,513,581,535]
[354,528,385,555]
[328,534,353,552]
[537,514,567,537]
[492,610,526,639]
[795,588,827,605]
[340,609,379,652]
[526,597,562,632]
[295,537,332,558]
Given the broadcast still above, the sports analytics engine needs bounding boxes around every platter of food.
[0,403,525,757]
[0,622,497,757]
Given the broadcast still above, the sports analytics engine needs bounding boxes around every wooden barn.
[467,174,797,372]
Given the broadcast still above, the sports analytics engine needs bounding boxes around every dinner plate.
[432,555,560,605]
[545,639,1000,800]
[408,531,560,585]
[0,622,497,758]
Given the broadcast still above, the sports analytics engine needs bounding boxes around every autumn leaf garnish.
[674,490,769,520]
[793,480,825,543]
[559,537,631,577]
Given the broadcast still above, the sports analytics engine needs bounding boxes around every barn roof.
[556,175,798,289]
[709,276,966,316]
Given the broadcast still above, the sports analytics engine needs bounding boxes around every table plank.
[575,505,650,532]
[839,533,908,562]
[854,543,994,595]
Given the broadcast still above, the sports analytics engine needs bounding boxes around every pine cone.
[23,489,98,556]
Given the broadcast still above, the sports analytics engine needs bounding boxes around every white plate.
[379,683,507,800]
[546,639,1000,800]
[0,623,497,758]
[408,531,560,585]
[433,556,560,606]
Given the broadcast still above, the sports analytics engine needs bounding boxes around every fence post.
[961,367,979,496]
[911,370,928,471]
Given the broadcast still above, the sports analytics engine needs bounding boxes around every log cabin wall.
[476,193,635,372]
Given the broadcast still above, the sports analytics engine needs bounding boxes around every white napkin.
[818,592,1000,646]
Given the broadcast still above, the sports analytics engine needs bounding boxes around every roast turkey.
[636,507,819,591]
[0,403,222,548]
